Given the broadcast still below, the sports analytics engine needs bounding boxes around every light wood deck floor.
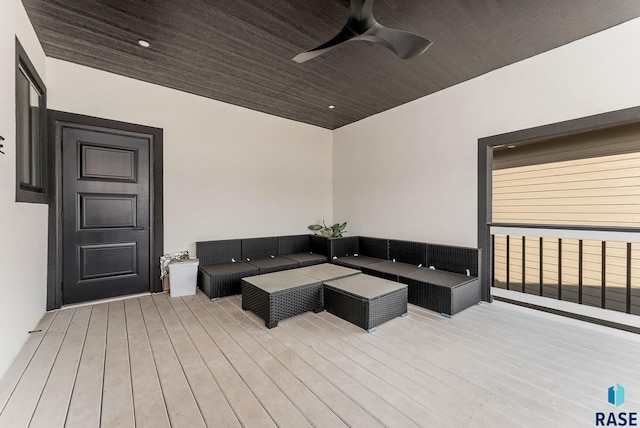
[1,290,639,427]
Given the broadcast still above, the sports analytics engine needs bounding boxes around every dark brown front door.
[62,126,151,304]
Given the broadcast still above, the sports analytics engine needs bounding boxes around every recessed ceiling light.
[507,145,517,149]
[137,39,151,48]
[328,105,335,109]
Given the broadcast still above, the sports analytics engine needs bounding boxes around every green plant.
[308,220,347,238]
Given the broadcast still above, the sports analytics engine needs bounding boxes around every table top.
[294,263,360,281]
[325,274,406,299]
[242,270,321,293]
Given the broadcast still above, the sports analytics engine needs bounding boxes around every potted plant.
[308,220,347,238]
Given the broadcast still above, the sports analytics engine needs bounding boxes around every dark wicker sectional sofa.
[196,234,482,316]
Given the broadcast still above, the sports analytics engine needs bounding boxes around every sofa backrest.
[427,244,479,276]
[309,235,329,255]
[389,240,427,266]
[242,237,279,260]
[196,239,242,265]
[278,235,310,255]
[359,237,389,260]
[329,236,359,258]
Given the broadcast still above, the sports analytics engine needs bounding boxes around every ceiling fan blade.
[292,24,358,63]
[292,0,432,63]
[364,22,433,59]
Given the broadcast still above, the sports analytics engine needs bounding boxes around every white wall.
[46,60,333,255]
[333,18,640,247]
[0,0,49,378]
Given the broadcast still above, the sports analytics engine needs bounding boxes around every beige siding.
[493,152,640,227]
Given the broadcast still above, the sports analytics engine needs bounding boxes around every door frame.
[47,110,163,310]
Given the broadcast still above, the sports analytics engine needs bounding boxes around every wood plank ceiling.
[22,0,640,129]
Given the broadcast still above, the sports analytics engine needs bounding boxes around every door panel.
[79,194,137,229]
[63,127,150,304]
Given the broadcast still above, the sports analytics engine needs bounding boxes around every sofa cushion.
[283,252,327,266]
[247,256,298,274]
[199,261,258,276]
[362,260,423,281]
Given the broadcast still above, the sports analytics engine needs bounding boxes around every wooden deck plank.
[0,311,56,413]
[408,303,640,405]
[281,315,446,427]
[365,310,586,427]
[218,296,388,428]
[312,307,554,427]
[295,308,520,428]
[101,300,135,428]
[152,293,240,428]
[212,297,348,428]
[216,295,420,428]
[176,295,277,428]
[410,302,640,401]
[459,303,640,379]
[137,295,206,428]
[29,306,92,428]
[123,298,171,428]
[65,303,108,428]
[0,308,74,427]
[187,295,312,428]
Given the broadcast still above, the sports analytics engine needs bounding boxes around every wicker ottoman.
[324,274,408,332]
[399,269,480,316]
[241,270,323,328]
[295,263,361,282]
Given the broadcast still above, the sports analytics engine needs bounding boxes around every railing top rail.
[490,223,640,242]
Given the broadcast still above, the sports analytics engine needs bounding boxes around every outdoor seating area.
[198,234,482,320]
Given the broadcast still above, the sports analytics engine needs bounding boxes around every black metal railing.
[490,224,640,315]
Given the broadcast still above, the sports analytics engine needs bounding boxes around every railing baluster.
[601,241,606,309]
[627,242,632,314]
[506,235,510,291]
[558,238,562,301]
[522,236,526,293]
[578,239,583,305]
[491,234,495,288]
[539,237,543,296]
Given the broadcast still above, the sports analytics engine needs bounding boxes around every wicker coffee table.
[241,270,323,328]
[324,274,408,332]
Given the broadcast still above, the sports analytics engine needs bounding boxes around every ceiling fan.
[292,0,432,63]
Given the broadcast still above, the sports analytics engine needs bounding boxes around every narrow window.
[15,38,47,203]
